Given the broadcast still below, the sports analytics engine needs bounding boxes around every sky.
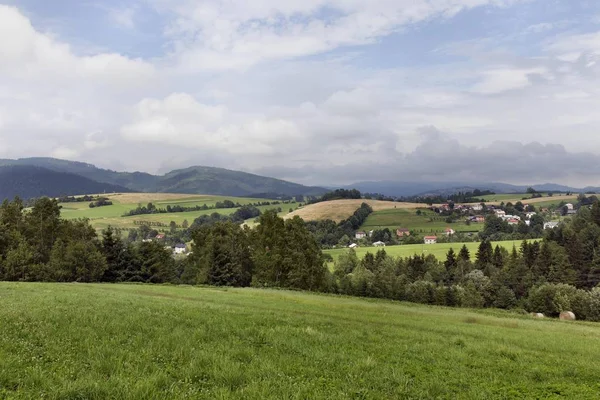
[2,0,600,187]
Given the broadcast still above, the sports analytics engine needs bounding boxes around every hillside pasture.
[286,199,427,223]
[324,240,528,262]
[1,283,599,399]
[475,193,580,206]
[59,193,297,231]
[360,208,482,235]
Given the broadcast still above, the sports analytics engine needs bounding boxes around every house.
[472,204,483,211]
[173,244,187,254]
[445,227,455,236]
[355,231,367,239]
[348,243,358,249]
[507,218,520,225]
[424,236,437,245]
[525,212,537,219]
[373,241,386,247]
[396,228,411,237]
[565,203,574,210]
[155,233,165,240]
[544,222,560,230]
[495,210,506,217]
[368,230,374,238]
[475,215,485,223]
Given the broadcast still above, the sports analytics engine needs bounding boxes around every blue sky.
[2,0,600,186]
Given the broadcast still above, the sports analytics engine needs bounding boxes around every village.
[348,200,573,249]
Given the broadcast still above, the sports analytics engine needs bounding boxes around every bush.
[526,283,578,317]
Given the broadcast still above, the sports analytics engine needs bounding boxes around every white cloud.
[157,0,527,70]
[472,67,548,94]
[109,6,137,29]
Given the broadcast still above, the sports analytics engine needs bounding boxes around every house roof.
[424,236,438,240]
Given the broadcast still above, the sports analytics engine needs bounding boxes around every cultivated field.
[1,283,599,399]
[476,193,580,206]
[324,240,530,261]
[59,193,297,231]
[360,208,482,234]
[286,199,427,222]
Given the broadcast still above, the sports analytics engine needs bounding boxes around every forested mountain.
[0,158,327,198]
[0,166,131,200]
[154,166,325,197]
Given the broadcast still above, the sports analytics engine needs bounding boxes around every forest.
[1,197,600,320]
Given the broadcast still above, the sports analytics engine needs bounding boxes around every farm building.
[424,236,437,245]
[373,241,386,247]
[396,228,411,237]
[544,222,560,230]
[355,231,367,239]
[173,244,187,255]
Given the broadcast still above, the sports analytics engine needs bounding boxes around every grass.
[324,240,530,261]
[286,199,427,223]
[1,283,599,399]
[360,208,482,234]
[59,193,298,231]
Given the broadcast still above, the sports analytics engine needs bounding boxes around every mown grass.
[0,283,599,399]
[324,240,533,261]
[360,208,482,234]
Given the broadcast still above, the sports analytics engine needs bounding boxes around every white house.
[544,222,560,230]
[472,204,483,211]
[173,244,187,254]
[355,231,367,239]
[445,227,455,236]
[566,203,574,210]
[373,241,386,247]
[525,212,537,219]
[495,210,506,217]
[349,243,358,249]
[424,236,437,244]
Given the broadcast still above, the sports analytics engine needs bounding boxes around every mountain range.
[344,181,600,197]
[0,157,597,201]
[0,158,327,200]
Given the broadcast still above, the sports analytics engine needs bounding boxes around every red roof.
[424,236,437,240]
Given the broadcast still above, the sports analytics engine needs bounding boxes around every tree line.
[3,196,600,321]
[123,200,290,217]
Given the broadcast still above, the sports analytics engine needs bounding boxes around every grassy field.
[1,283,599,399]
[59,193,297,231]
[324,240,529,261]
[286,199,427,223]
[360,208,482,234]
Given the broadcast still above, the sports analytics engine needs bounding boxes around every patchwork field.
[1,283,599,399]
[360,208,482,234]
[286,199,427,222]
[324,240,530,261]
[59,193,297,231]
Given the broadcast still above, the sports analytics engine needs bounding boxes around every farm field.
[286,199,428,222]
[324,240,531,262]
[58,193,297,230]
[476,193,580,206]
[360,208,482,234]
[1,283,599,399]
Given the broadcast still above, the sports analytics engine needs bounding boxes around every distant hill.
[0,165,131,201]
[344,180,598,197]
[0,158,327,198]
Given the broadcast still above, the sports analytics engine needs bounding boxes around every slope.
[1,283,599,399]
[0,158,327,197]
[0,165,131,201]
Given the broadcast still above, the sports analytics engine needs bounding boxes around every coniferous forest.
[2,197,600,320]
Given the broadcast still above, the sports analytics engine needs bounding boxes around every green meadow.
[324,240,529,262]
[1,283,599,399]
[59,195,298,231]
[360,208,482,234]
